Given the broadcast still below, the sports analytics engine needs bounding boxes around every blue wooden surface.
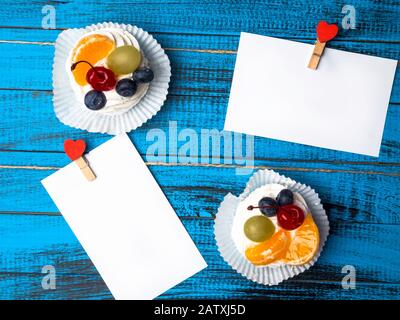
[0,0,399,299]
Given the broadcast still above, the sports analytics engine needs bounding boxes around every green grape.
[243,215,275,242]
[107,45,141,75]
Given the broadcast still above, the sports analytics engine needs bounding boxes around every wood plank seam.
[3,150,400,166]
[0,25,399,43]
[1,163,400,177]
[0,271,397,286]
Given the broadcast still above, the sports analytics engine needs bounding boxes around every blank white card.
[224,32,397,156]
[42,134,207,300]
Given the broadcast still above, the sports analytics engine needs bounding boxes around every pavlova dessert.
[68,27,154,114]
[231,184,320,266]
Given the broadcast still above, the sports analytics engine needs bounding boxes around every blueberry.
[258,197,278,217]
[116,79,137,97]
[84,90,107,110]
[277,189,294,206]
[132,68,154,83]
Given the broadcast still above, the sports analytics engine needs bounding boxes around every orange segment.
[245,230,290,266]
[71,34,115,86]
[281,214,320,266]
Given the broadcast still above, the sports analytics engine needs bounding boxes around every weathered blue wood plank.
[0,40,398,100]
[2,272,400,300]
[1,161,399,223]
[0,26,399,60]
[0,0,399,41]
[0,26,394,56]
[0,214,399,299]
[0,89,398,163]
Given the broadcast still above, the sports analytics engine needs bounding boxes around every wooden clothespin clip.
[64,139,96,181]
[308,21,339,70]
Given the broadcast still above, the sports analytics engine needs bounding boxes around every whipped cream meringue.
[231,184,309,266]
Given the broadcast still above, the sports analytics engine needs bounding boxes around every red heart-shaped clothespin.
[64,139,86,161]
[63,139,96,181]
[316,21,339,43]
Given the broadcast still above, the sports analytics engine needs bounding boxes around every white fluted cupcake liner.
[52,22,171,134]
[214,169,329,286]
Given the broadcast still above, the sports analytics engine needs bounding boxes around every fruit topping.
[245,230,290,266]
[247,197,278,216]
[257,197,278,216]
[86,66,116,91]
[71,61,116,91]
[71,34,115,86]
[243,215,275,242]
[132,68,154,83]
[276,189,294,206]
[281,214,320,265]
[277,204,305,230]
[84,90,107,110]
[116,79,138,97]
[107,45,141,75]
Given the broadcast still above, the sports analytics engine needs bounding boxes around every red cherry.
[71,61,116,91]
[86,66,116,91]
[277,204,305,230]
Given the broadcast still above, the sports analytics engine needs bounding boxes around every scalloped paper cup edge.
[214,169,330,286]
[52,22,171,135]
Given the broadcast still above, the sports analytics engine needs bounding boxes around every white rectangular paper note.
[225,32,397,156]
[41,134,207,300]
